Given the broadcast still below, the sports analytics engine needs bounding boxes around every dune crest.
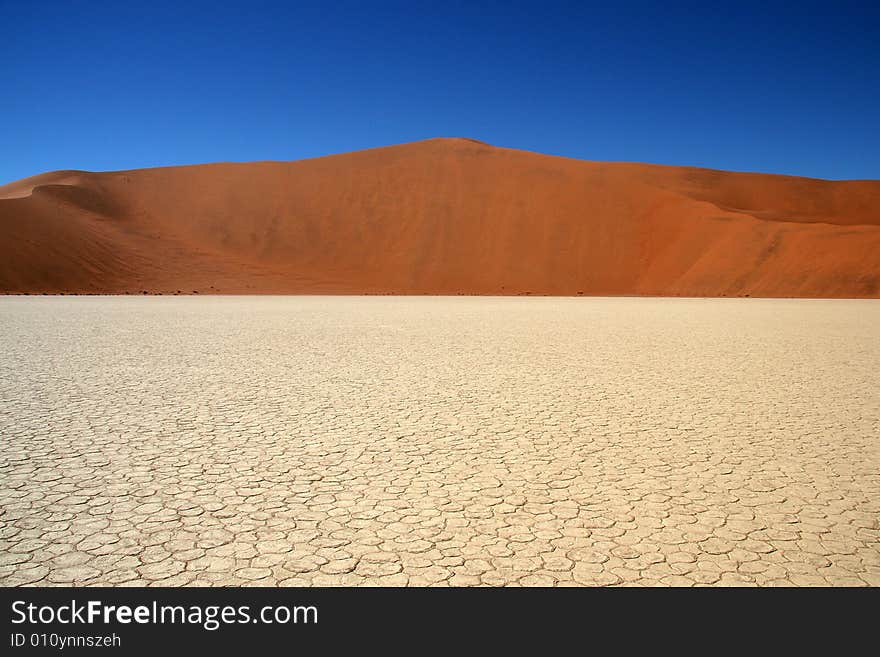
[1,138,878,297]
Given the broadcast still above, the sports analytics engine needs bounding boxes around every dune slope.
[1,138,878,296]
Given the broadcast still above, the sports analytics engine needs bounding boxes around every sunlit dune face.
[1,139,878,298]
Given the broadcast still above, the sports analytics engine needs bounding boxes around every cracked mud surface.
[1,296,878,586]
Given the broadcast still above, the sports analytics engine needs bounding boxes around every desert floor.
[1,296,877,586]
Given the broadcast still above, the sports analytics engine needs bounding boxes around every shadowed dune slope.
[1,138,878,296]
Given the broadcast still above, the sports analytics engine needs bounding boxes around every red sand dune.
[1,138,878,297]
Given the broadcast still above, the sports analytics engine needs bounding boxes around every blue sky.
[2,1,878,183]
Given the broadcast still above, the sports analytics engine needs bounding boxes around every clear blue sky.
[2,1,878,184]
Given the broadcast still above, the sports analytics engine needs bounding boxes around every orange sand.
[1,138,878,296]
